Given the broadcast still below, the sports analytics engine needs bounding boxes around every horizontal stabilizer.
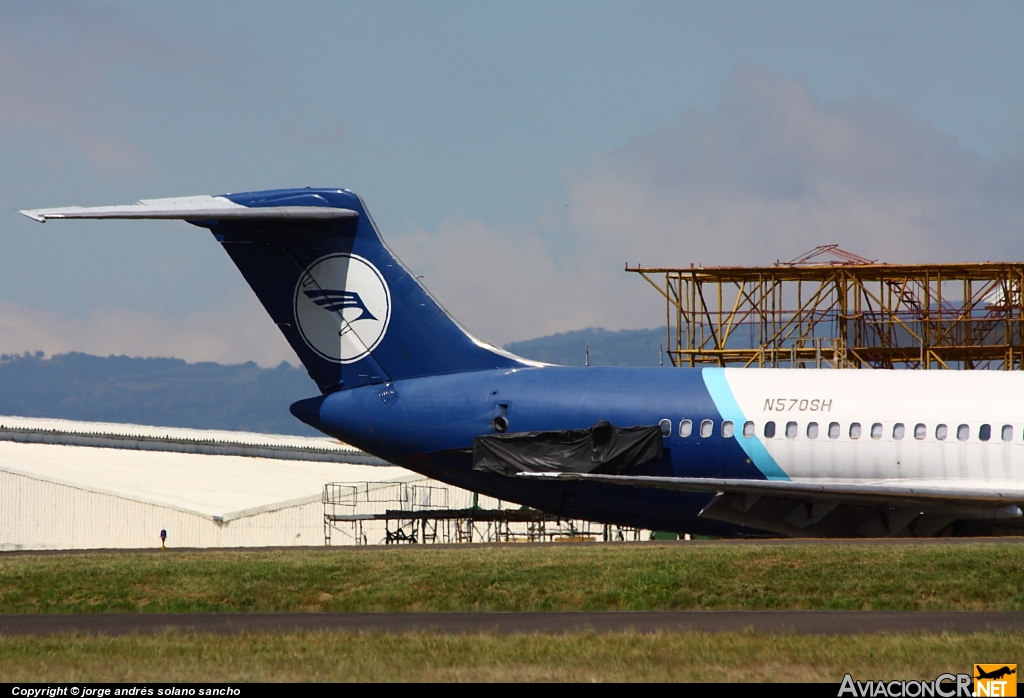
[19,195,357,223]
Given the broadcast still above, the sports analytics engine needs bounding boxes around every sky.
[0,1,1022,366]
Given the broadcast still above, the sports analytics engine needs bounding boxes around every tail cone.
[290,395,327,429]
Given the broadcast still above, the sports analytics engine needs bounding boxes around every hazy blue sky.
[1,1,1022,365]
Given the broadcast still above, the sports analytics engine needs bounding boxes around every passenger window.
[914,423,926,440]
[743,421,755,438]
[786,421,798,439]
[828,422,840,439]
[700,419,713,438]
[659,419,672,437]
[722,420,734,438]
[936,424,948,440]
[1002,424,1013,442]
[850,422,862,439]
[871,423,882,440]
[764,421,776,438]
[979,424,991,442]
[893,423,905,440]
[807,422,819,439]
[679,419,692,438]
[957,424,969,441]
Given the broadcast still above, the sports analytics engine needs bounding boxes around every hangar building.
[0,416,648,550]
[0,415,425,550]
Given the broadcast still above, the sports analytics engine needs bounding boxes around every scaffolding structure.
[628,246,1024,370]
[323,481,643,545]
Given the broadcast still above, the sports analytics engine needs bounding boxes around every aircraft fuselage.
[296,365,1024,534]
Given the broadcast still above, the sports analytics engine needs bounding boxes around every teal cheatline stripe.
[702,368,789,481]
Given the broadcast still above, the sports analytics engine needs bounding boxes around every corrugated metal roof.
[0,425,390,465]
[0,417,423,520]
[0,415,355,451]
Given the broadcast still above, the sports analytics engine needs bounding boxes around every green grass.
[3,542,1024,613]
[0,631,1019,682]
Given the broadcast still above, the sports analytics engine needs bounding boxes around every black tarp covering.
[472,420,664,477]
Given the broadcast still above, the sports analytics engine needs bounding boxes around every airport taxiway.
[2,611,1023,636]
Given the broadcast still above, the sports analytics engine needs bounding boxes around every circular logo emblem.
[293,253,391,364]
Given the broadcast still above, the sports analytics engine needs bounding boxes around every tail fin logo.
[302,289,378,322]
[293,253,391,364]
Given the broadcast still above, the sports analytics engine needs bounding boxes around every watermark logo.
[839,673,972,697]
[838,668,1018,697]
[294,253,391,364]
[975,665,1017,697]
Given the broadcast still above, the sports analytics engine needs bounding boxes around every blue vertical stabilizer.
[199,188,528,392]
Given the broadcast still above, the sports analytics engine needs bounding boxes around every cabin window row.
[673,419,1017,442]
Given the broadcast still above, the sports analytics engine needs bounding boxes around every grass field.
[2,542,1024,613]
[1,631,1020,682]
[4,543,1020,682]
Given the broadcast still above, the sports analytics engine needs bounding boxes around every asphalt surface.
[1,611,1023,636]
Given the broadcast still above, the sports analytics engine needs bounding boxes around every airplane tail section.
[20,188,530,392]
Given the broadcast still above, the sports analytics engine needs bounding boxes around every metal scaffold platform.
[628,245,1024,370]
[322,481,643,545]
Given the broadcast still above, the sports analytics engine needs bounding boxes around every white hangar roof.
[0,414,356,451]
[0,416,420,521]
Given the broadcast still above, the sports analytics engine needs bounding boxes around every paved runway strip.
[2,611,1023,636]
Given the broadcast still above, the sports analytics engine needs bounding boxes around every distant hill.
[0,352,319,435]
[504,327,669,367]
[0,328,670,433]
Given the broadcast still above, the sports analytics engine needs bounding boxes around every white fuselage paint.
[721,368,1023,490]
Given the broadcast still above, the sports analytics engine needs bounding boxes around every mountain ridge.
[0,327,666,432]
